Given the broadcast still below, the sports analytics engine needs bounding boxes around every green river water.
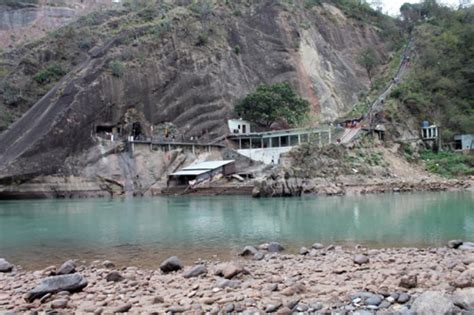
[0,192,473,269]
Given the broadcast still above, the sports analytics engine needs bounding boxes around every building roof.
[182,160,234,171]
[170,170,209,176]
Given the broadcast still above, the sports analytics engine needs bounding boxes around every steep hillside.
[0,0,398,182]
[0,0,119,50]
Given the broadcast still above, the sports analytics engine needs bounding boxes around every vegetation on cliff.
[386,2,474,141]
[235,83,310,128]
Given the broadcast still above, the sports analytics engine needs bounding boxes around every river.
[0,191,473,269]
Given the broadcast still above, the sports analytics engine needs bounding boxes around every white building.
[228,119,251,134]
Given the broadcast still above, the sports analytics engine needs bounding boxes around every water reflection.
[0,191,473,269]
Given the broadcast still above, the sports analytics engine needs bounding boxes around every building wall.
[460,134,474,150]
[228,120,251,134]
[237,147,293,164]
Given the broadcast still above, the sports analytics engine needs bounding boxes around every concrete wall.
[237,147,294,165]
[455,134,474,150]
[228,119,251,134]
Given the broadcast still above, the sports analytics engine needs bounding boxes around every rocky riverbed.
[1,242,474,314]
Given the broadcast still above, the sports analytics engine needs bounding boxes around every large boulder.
[268,242,285,253]
[452,269,473,288]
[159,256,183,273]
[106,271,124,282]
[25,273,87,302]
[56,260,76,275]
[459,242,474,252]
[411,291,456,315]
[0,258,13,273]
[448,239,464,249]
[222,263,245,279]
[452,288,474,310]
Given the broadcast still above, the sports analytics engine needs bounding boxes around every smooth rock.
[224,303,234,313]
[379,300,391,309]
[309,301,323,311]
[51,299,68,309]
[253,252,265,261]
[112,303,132,313]
[266,303,282,313]
[25,273,88,303]
[216,279,241,289]
[183,265,207,278]
[0,258,13,273]
[453,270,473,288]
[105,271,124,282]
[411,291,455,315]
[354,254,369,265]
[459,242,474,251]
[56,260,75,275]
[222,263,244,279]
[366,295,382,306]
[397,292,411,304]
[102,260,115,269]
[312,243,324,250]
[268,242,284,253]
[159,256,183,273]
[448,239,464,249]
[299,247,309,255]
[399,275,417,288]
[240,246,259,256]
[452,288,474,310]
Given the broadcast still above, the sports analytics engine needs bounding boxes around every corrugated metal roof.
[182,160,234,171]
[170,170,209,176]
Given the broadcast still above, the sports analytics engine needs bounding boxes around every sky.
[378,0,462,16]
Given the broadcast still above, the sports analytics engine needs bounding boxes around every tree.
[357,47,379,87]
[235,83,310,128]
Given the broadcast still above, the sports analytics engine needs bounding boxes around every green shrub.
[234,45,241,55]
[421,150,474,177]
[108,60,125,77]
[33,64,65,84]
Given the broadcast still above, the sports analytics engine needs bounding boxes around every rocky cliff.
[0,0,396,188]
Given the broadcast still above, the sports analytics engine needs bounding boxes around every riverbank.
[1,243,474,314]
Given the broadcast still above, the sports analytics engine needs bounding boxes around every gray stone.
[268,242,284,253]
[379,300,391,309]
[183,264,207,278]
[222,263,245,279]
[112,303,132,313]
[25,274,87,302]
[397,292,411,304]
[354,254,369,265]
[0,258,13,273]
[411,291,456,315]
[448,239,464,249]
[459,242,474,252]
[399,275,417,289]
[56,260,75,275]
[167,305,185,313]
[308,249,318,257]
[224,303,234,313]
[296,303,309,312]
[312,243,324,249]
[240,246,259,256]
[159,256,183,273]
[102,260,115,269]
[299,247,309,255]
[453,288,474,310]
[253,252,265,261]
[309,301,323,311]
[51,299,68,309]
[216,279,241,289]
[366,295,382,306]
[287,298,300,310]
[266,303,282,313]
[453,270,473,288]
[105,271,124,282]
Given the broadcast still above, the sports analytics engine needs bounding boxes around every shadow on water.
[0,191,473,269]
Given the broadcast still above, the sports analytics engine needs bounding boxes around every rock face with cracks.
[0,0,390,186]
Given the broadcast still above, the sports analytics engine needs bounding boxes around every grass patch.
[421,150,474,177]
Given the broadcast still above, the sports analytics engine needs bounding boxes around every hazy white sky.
[379,0,461,16]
